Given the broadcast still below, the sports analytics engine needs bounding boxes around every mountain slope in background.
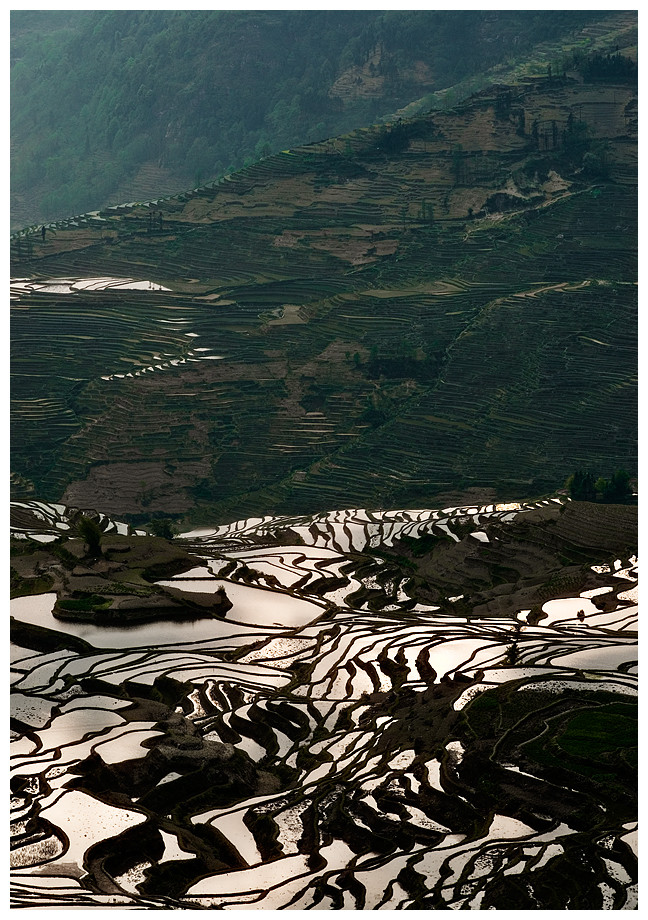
[10,33,637,527]
[11,9,628,229]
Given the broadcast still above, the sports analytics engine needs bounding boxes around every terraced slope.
[10,68,637,525]
[10,497,637,908]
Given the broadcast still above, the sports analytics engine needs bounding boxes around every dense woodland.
[11,9,606,228]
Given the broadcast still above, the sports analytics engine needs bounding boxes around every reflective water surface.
[10,499,637,909]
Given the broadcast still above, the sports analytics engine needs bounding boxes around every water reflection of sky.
[11,587,321,649]
[10,502,638,910]
[171,579,324,628]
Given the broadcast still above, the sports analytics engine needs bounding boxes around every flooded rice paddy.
[10,498,637,909]
[11,277,171,296]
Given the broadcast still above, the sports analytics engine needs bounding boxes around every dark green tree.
[516,109,526,137]
[76,515,103,556]
[149,518,177,540]
[595,469,633,503]
[610,468,633,501]
[565,470,596,501]
[494,89,512,117]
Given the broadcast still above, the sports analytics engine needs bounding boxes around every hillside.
[10,9,619,229]
[10,51,637,529]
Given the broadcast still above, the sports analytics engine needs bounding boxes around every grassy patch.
[557,703,637,768]
[10,568,54,598]
[55,593,112,612]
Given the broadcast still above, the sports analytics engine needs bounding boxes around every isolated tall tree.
[76,515,103,556]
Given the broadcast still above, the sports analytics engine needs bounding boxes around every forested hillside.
[11,9,613,229]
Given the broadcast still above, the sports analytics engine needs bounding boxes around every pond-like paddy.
[10,500,638,910]
[11,593,252,648]
[156,578,324,628]
[11,582,323,648]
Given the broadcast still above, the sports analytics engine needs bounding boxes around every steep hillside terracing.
[13,10,618,229]
[10,71,636,525]
[10,497,638,908]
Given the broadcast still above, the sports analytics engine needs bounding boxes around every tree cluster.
[565,469,633,503]
[576,51,638,86]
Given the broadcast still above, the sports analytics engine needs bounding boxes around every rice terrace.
[10,10,637,911]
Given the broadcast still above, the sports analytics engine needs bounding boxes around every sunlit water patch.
[156,577,324,628]
[10,500,637,909]
[11,277,171,297]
